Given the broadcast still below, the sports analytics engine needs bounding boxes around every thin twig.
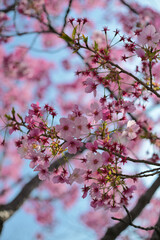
[107,60,160,98]
[151,215,160,240]
[114,205,160,232]
[101,175,160,240]
[115,168,160,179]
[120,0,139,15]
[61,0,73,33]
[99,147,160,167]
[0,3,16,13]
[149,61,153,90]
[112,216,160,232]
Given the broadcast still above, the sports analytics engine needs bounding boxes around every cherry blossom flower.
[52,174,67,184]
[68,168,85,184]
[29,151,41,169]
[89,102,102,122]
[17,139,31,158]
[62,137,83,154]
[34,165,49,180]
[74,116,89,137]
[82,185,90,199]
[86,141,98,153]
[86,152,103,171]
[135,48,146,59]
[90,183,101,199]
[29,103,43,117]
[138,25,160,48]
[83,78,97,97]
[102,152,110,164]
[122,120,140,140]
[55,118,74,140]
[122,101,136,113]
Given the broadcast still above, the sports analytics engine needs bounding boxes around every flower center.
[146,35,152,41]
[93,159,98,165]
[63,125,69,131]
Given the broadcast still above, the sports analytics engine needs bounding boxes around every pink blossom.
[82,185,90,199]
[89,102,102,122]
[62,185,79,209]
[90,183,101,199]
[122,101,136,113]
[81,210,110,238]
[68,168,85,184]
[40,155,50,168]
[122,120,140,140]
[135,48,146,59]
[138,25,160,48]
[52,175,67,184]
[123,185,136,198]
[86,141,98,153]
[74,116,89,137]
[29,128,43,138]
[55,118,74,140]
[102,107,111,121]
[17,139,31,158]
[86,152,103,171]
[62,137,83,154]
[29,151,41,168]
[35,233,44,240]
[29,102,43,117]
[62,59,71,70]
[34,165,49,180]
[83,78,97,97]
[31,200,53,225]
[102,152,110,164]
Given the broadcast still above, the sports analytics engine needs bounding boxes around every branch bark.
[120,0,139,15]
[101,175,160,240]
[0,146,85,232]
[61,0,73,33]
[151,215,160,240]
[0,3,16,13]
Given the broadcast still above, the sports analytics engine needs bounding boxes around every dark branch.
[107,60,160,98]
[112,205,160,233]
[120,0,139,15]
[101,175,160,240]
[61,0,73,33]
[0,146,85,224]
[0,4,16,13]
[151,215,160,240]
[1,30,52,38]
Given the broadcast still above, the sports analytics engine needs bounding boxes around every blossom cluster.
[5,97,140,211]
[5,23,160,211]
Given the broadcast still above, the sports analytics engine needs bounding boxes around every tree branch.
[61,0,73,33]
[120,0,139,15]
[112,205,160,233]
[101,175,160,240]
[0,4,16,13]
[0,146,85,224]
[151,215,160,240]
[107,60,160,98]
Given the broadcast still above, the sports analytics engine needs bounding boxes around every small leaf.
[83,36,88,45]
[72,26,77,40]
[17,113,23,122]
[11,107,15,117]
[94,41,98,51]
[5,114,12,120]
[60,32,74,44]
